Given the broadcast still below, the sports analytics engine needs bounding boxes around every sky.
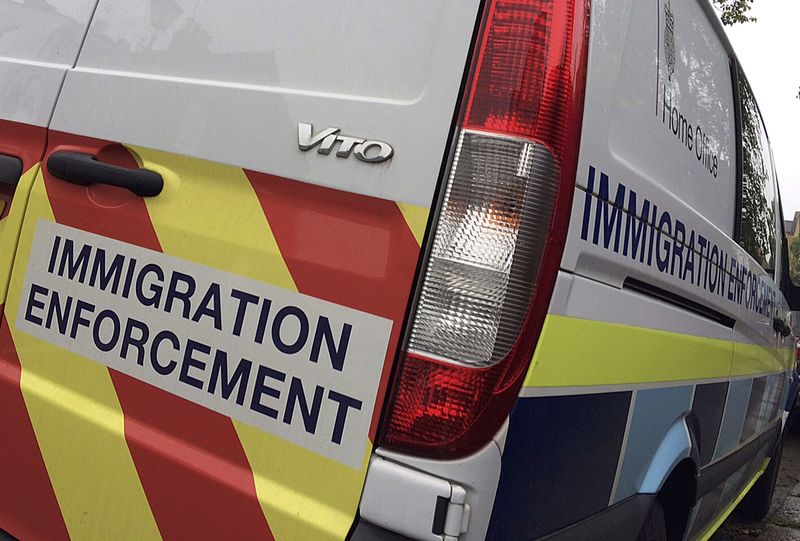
[721,2,800,218]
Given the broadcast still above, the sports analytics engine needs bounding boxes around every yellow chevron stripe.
[135,146,370,541]
[525,315,733,387]
[8,171,160,540]
[731,341,791,377]
[129,146,295,289]
[0,166,38,305]
[235,425,372,541]
[396,202,429,246]
[525,315,787,388]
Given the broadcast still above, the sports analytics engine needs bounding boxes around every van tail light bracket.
[360,456,470,541]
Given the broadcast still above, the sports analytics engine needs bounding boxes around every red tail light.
[378,0,590,457]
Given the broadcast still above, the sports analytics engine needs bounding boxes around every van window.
[737,67,777,273]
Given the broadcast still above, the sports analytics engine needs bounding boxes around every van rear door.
[0,2,480,540]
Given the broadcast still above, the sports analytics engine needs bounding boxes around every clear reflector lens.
[407,129,557,367]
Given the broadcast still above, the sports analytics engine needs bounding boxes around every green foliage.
[790,237,800,284]
[712,0,756,25]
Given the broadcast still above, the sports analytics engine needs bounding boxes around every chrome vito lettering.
[298,123,394,163]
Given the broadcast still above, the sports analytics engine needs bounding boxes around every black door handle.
[0,154,22,186]
[47,151,163,197]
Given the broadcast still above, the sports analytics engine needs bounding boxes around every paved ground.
[713,425,800,540]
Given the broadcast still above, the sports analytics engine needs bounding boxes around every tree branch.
[711,0,756,25]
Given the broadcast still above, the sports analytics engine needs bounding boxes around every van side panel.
[487,390,632,539]
[488,0,792,538]
[615,386,694,501]
[561,0,739,319]
[571,0,736,237]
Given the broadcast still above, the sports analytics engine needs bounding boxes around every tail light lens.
[408,132,557,367]
[379,0,590,457]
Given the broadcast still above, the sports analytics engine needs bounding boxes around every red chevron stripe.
[0,320,70,541]
[0,119,47,170]
[0,120,47,220]
[245,171,421,437]
[44,132,273,541]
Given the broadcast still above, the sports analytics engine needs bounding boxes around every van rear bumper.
[349,493,655,540]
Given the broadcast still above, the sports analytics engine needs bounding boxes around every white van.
[0,1,794,540]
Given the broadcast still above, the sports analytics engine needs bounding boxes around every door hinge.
[360,456,471,541]
[437,484,471,540]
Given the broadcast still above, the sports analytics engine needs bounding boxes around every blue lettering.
[179,339,209,390]
[25,284,48,326]
[45,290,72,335]
[623,190,651,263]
[283,377,324,434]
[682,230,695,282]
[254,299,273,345]
[208,350,252,406]
[57,239,91,282]
[150,330,179,375]
[69,300,95,339]
[697,236,708,287]
[89,248,125,294]
[164,271,196,318]
[327,390,362,445]
[231,289,259,337]
[191,283,222,330]
[47,235,61,274]
[708,245,719,294]
[272,306,309,355]
[727,258,737,301]
[250,364,286,419]
[92,309,121,352]
[121,257,138,299]
[120,317,149,366]
[580,166,595,241]
[310,317,351,372]
[718,249,728,298]
[592,173,626,252]
[135,263,164,308]
[671,220,686,277]
[647,204,659,266]
[655,211,672,273]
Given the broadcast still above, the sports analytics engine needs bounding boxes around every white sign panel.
[17,220,393,468]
